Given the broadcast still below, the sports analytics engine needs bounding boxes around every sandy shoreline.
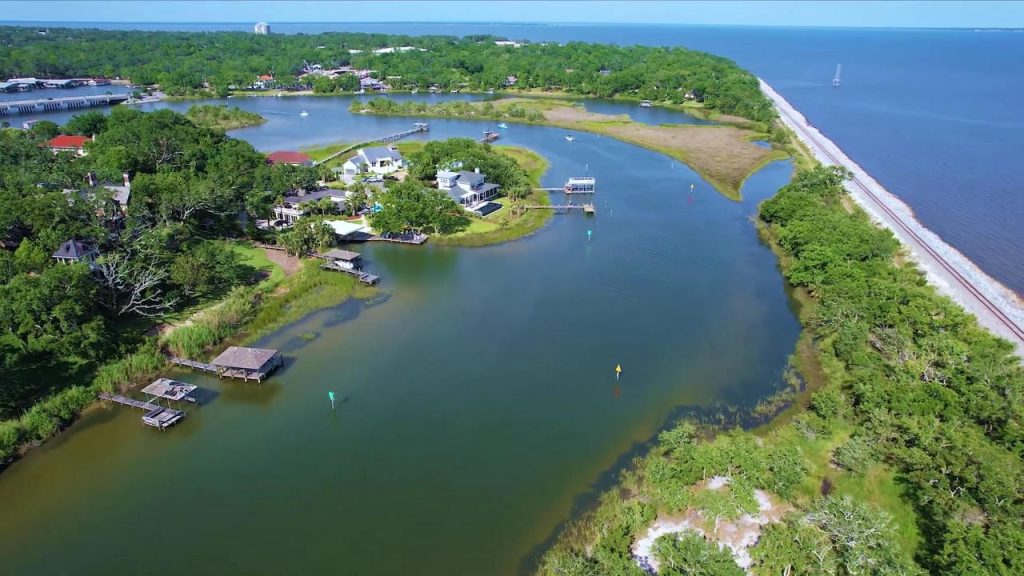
[760,79,1024,356]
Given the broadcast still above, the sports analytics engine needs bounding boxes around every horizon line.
[1,20,1022,31]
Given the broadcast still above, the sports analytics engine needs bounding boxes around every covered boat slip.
[141,378,198,402]
[169,346,285,382]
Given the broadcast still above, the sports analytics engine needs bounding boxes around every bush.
[832,435,875,472]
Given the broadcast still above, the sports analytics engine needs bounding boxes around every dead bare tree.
[94,251,178,317]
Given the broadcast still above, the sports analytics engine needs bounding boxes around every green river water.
[0,103,800,575]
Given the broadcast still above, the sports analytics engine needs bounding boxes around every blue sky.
[2,1,1023,28]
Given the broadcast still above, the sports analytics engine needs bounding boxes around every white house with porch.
[343,146,405,176]
[272,189,348,226]
[436,168,501,211]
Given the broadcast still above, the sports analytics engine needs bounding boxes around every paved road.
[760,79,1024,356]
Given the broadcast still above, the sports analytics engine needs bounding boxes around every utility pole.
[832,64,842,88]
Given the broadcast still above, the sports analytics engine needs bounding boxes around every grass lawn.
[221,240,285,288]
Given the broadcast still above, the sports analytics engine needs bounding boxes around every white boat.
[565,135,575,142]
[300,110,309,117]
[498,123,508,129]
[411,88,418,94]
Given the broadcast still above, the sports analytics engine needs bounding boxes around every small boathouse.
[141,378,198,403]
[211,347,284,381]
[320,249,380,284]
[564,177,596,194]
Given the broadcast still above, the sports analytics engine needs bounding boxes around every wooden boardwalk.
[169,357,219,373]
[313,123,429,166]
[99,393,185,430]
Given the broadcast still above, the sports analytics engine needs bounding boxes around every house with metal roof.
[48,134,91,156]
[436,167,501,211]
[343,146,405,176]
[52,239,98,266]
[266,150,314,167]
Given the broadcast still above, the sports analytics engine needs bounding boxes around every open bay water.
[0,94,801,574]
[6,21,1019,294]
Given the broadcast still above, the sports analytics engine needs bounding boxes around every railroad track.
[776,96,1024,346]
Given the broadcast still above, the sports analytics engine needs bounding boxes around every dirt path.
[262,247,301,277]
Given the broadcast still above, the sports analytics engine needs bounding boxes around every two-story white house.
[436,167,501,211]
[343,146,405,176]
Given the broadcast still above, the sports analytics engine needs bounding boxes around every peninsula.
[352,97,786,199]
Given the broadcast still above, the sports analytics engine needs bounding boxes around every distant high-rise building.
[254,22,270,35]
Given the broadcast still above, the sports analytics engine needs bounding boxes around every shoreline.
[761,79,1024,356]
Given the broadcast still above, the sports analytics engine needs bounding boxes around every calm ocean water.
[5,21,1023,294]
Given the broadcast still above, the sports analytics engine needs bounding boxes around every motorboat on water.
[565,135,575,142]
[300,110,309,117]
[498,123,508,129]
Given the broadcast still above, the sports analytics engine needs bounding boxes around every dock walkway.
[313,123,429,166]
[99,393,185,430]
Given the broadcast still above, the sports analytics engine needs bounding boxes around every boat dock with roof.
[170,346,284,382]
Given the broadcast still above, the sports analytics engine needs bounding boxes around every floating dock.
[98,393,186,430]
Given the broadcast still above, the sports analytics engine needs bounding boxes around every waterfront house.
[272,188,347,225]
[253,73,275,89]
[52,239,98,265]
[436,167,501,210]
[266,150,314,167]
[48,134,91,156]
[343,146,404,176]
[359,77,387,91]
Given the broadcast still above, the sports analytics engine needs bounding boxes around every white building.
[343,146,405,176]
[437,168,501,211]
[254,22,270,35]
[272,189,347,225]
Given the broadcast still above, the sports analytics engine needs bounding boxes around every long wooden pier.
[319,261,380,284]
[313,123,429,166]
[99,393,185,430]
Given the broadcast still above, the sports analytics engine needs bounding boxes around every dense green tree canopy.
[0,26,774,121]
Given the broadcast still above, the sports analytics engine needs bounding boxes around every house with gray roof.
[272,188,348,226]
[436,167,501,211]
[343,146,405,176]
[52,239,98,266]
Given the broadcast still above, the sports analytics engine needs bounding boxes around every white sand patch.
[707,475,730,490]
[760,79,1024,357]
[632,487,793,574]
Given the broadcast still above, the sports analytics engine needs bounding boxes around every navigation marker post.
[328,390,336,411]
[587,229,592,242]
[615,364,622,381]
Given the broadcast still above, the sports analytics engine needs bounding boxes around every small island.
[185,104,266,131]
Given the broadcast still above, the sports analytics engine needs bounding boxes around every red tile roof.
[267,151,313,165]
[258,74,274,81]
[49,135,90,149]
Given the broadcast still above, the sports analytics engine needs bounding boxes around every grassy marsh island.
[184,104,266,131]
[353,97,786,200]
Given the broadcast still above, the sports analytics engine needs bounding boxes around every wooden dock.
[368,232,429,245]
[523,203,595,212]
[99,393,186,430]
[169,357,219,374]
[313,123,429,166]
[319,261,380,284]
